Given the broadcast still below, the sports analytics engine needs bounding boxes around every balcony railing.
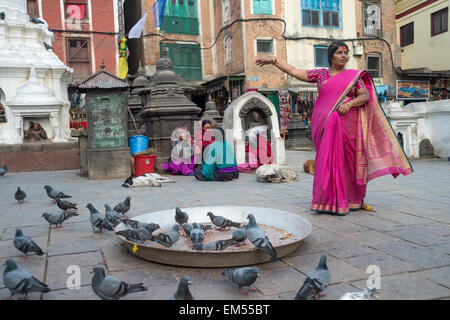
[363,27,382,37]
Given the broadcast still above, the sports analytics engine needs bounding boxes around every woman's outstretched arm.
[255,57,309,82]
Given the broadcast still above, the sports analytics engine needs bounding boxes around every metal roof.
[77,70,129,90]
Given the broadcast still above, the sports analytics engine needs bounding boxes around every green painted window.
[253,0,272,15]
[160,43,202,81]
[161,0,199,35]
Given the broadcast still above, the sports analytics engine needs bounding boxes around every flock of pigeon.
[2,167,376,300]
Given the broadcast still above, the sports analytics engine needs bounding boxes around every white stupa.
[0,0,73,144]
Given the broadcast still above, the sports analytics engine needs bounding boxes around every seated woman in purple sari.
[256,42,413,215]
[162,126,195,176]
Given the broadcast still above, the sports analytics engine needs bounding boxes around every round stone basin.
[114,206,312,267]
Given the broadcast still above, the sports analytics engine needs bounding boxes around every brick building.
[27,0,119,84]
[355,0,401,88]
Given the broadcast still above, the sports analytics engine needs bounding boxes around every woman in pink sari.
[256,42,413,215]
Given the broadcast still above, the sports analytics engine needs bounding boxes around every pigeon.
[0,164,7,176]
[122,218,160,234]
[42,210,79,229]
[91,266,147,300]
[245,214,278,262]
[44,185,72,202]
[339,286,377,300]
[181,223,212,236]
[175,207,189,226]
[14,187,26,203]
[86,203,113,233]
[43,42,53,50]
[116,227,153,244]
[0,12,5,21]
[232,228,248,246]
[170,276,194,300]
[189,223,204,244]
[113,196,131,217]
[207,212,241,231]
[104,203,123,227]
[31,17,45,24]
[222,267,260,295]
[193,239,234,251]
[151,224,180,248]
[3,259,50,300]
[295,254,331,300]
[13,229,45,259]
[55,198,77,212]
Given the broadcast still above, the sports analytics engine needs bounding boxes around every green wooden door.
[262,92,280,126]
[160,43,202,81]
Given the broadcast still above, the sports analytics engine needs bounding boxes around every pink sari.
[311,69,413,215]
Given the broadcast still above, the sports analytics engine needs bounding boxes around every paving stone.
[385,225,449,246]
[382,213,435,226]
[47,237,99,256]
[100,245,152,272]
[41,285,99,300]
[251,266,304,296]
[47,251,104,272]
[345,253,421,276]
[344,230,404,246]
[44,265,93,291]
[428,242,450,255]
[414,266,450,288]
[350,272,450,300]
[2,225,49,241]
[371,241,450,269]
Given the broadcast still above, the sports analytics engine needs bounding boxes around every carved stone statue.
[24,121,48,141]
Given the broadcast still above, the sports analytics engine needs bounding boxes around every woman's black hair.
[328,41,349,65]
[202,119,212,127]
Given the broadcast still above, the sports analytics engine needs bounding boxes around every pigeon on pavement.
[193,239,234,251]
[232,228,248,246]
[222,267,260,295]
[3,259,50,300]
[56,198,77,212]
[86,203,113,233]
[14,187,26,203]
[170,276,194,300]
[0,164,7,176]
[13,229,45,259]
[42,210,79,229]
[245,214,278,262]
[91,266,147,300]
[44,185,71,202]
[207,212,241,231]
[339,286,376,300]
[104,203,122,227]
[295,254,331,300]
[175,207,189,226]
[113,196,131,217]
[151,224,180,248]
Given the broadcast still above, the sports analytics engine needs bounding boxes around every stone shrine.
[222,91,286,165]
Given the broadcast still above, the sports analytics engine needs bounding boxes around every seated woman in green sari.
[194,127,239,182]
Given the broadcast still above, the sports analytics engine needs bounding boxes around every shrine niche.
[0,103,6,122]
[23,121,48,142]
[222,92,285,166]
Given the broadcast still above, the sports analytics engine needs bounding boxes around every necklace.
[329,68,344,77]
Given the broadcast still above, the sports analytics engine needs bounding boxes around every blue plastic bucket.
[128,135,149,155]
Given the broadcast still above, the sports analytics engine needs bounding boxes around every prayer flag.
[128,11,148,39]
[152,0,167,30]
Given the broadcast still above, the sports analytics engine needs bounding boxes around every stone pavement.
[0,150,449,300]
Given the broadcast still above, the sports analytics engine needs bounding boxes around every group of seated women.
[162,119,272,182]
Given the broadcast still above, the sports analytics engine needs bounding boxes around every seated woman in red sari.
[256,42,413,215]
[238,125,273,173]
[193,119,215,166]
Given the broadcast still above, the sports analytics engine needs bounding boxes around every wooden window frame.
[27,0,40,19]
[301,0,341,29]
[400,22,414,47]
[431,7,448,37]
[66,38,91,62]
[64,0,89,21]
[366,53,382,79]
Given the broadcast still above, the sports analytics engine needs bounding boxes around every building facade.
[27,0,120,84]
